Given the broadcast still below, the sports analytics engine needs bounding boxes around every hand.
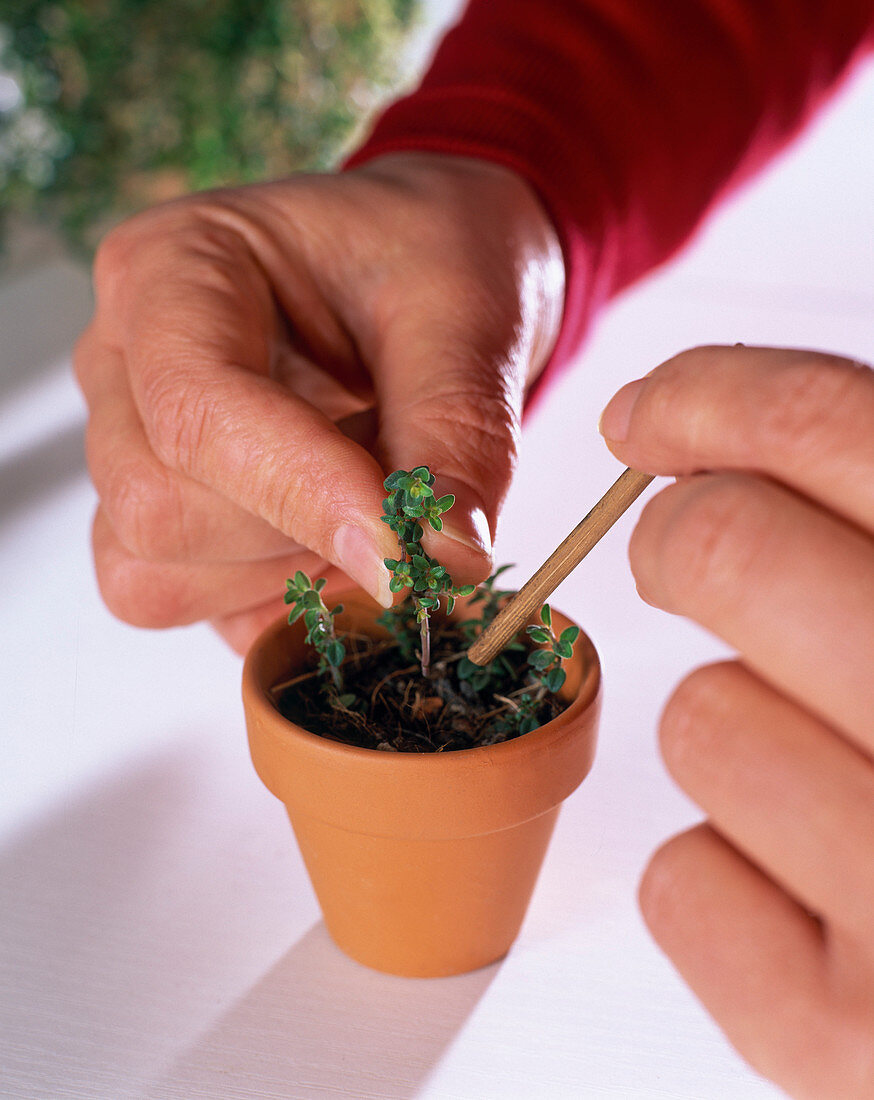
[74,153,564,652]
[600,346,874,1098]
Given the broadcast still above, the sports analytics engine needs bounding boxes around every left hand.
[600,345,874,1099]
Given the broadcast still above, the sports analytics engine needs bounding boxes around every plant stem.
[419,611,431,678]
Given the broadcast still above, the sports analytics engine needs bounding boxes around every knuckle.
[141,373,215,477]
[637,831,691,934]
[429,389,517,458]
[95,542,190,629]
[648,473,774,614]
[759,355,863,458]
[93,223,135,282]
[410,369,521,480]
[102,458,188,562]
[658,663,736,784]
[93,217,151,298]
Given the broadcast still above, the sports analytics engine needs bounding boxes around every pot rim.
[244,601,600,764]
[242,592,602,838]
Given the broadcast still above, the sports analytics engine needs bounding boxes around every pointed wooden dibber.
[466,467,654,667]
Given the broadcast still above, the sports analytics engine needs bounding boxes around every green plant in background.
[0,0,417,255]
[380,466,475,678]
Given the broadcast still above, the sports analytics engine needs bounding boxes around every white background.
[2,22,873,1100]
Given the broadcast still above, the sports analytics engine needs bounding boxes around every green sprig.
[381,466,475,677]
[284,570,346,692]
[525,605,580,696]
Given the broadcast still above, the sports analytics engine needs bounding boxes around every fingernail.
[431,476,492,557]
[599,378,645,443]
[333,524,393,608]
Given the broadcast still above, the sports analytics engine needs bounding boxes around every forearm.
[347,0,874,396]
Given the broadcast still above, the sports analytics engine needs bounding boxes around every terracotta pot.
[242,591,601,978]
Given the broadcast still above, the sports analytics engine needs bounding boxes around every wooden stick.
[466,467,654,666]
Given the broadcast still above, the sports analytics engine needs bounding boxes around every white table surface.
[2,59,873,1100]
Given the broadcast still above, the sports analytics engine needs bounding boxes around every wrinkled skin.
[74,153,564,652]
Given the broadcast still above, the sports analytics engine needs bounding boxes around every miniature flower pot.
[242,591,601,978]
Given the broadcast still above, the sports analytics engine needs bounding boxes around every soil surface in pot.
[273,619,565,753]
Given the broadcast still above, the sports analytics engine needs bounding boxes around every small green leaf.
[326,640,345,667]
[540,604,552,628]
[283,590,295,605]
[455,584,476,597]
[301,589,321,608]
[560,626,580,645]
[429,516,443,531]
[332,604,344,616]
[383,470,405,490]
[338,693,356,708]
[411,465,431,482]
[294,570,310,590]
[545,667,566,693]
[526,626,551,644]
[287,605,305,624]
[519,716,540,735]
[528,649,554,671]
[554,640,573,660]
[384,558,399,570]
[446,595,456,614]
[457,657,475,679]
[314,577,327,592]
[435,494,455,513]
[491,563,515,581]
[389,576,406,593]
[303,608,319,629]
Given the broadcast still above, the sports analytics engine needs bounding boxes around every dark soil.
[273,620,565,753]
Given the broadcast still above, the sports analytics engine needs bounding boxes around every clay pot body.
[242,592,601,978]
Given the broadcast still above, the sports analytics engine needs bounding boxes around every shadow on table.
[0,420,87,521]
[157,924,497,1099]
[0,256,92,399]
[0,740,495,1100]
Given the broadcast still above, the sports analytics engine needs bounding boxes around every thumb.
[373,318,528,586]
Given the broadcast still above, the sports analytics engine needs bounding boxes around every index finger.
[599,345,874,535]
[92,203,395,604]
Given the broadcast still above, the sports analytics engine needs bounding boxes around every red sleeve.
[345,0,874,406]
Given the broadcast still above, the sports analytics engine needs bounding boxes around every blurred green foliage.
[0,0,416,255]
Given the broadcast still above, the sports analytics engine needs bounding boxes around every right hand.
[74,153,565,652]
